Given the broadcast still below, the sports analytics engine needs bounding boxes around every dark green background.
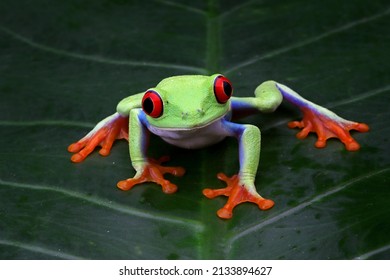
[1,0,389,259]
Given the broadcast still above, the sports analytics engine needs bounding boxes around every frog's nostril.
[197,108,205,116]
[181,109,205,119]
[181,112,189,119]
[181,108,206,120]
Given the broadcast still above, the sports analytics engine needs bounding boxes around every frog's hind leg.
[232,80,369,150]
[274,82,369,151]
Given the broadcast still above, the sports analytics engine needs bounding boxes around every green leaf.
[1,0,389,259]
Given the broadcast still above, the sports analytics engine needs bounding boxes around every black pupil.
[143,97,154,114]
[223,81,232,97]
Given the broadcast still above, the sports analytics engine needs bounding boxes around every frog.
[68,74,369,219]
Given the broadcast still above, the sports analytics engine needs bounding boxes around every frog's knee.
[254,81,283,113]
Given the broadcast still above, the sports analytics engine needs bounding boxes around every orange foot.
[117,156,186,194]
[288,107,369,151]
[203,173,274,219]
[68,114,129,162]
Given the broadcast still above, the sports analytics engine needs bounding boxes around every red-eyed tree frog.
[68,74,369,219]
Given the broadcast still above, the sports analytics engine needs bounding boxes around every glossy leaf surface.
[1,0,389,259]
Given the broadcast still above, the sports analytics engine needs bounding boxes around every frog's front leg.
[117,109,185,194]
[68,113,129,162]
[68,92,145,162]
[203,120,274,219]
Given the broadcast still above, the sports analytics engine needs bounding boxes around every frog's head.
[141,74,233,129]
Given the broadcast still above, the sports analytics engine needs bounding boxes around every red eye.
[214,75,233,104]
[142,90,163,118]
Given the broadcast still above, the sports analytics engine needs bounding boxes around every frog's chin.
[147,114,228,149]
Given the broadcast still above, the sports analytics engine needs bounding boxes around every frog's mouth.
[149,114,228,132]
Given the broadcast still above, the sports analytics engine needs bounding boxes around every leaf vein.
[221,0,264,17]
[155,0,206,15]
[0,239,83,259]
[0,179,204,231]
[0,25,207,74]
[227,167,390,247]
[0,120,95,128]
[225,7,390,74]
[354,243,390,260]
[325,84,390,108]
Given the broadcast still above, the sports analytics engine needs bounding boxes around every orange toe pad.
[203,173,274,219]
[288,107,369,151]
[117,157,185,194]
